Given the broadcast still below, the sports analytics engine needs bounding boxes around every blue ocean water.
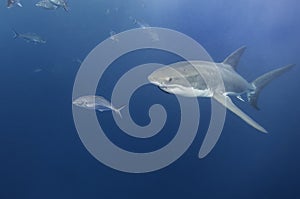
[1,0,300,198]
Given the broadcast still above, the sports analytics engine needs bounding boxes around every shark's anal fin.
[213,94,268,133]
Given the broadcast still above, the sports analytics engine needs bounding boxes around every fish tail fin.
[7,1,13,8]
[63,1,69,12]
[12,30,19,39]
[16,1,23,7]
[63,5,69,12]
[248,64,295,110]
[114,105,127,118]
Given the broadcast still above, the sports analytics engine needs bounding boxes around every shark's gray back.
[168,61,253,95]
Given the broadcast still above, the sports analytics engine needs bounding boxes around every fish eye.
[77,101,84,106]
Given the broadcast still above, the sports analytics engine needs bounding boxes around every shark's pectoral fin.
[213,94,268,133]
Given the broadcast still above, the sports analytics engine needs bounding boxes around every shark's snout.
[72,98,84,107]
[72,100,79,106]
[148,73,160,85]
[147,73,154,81]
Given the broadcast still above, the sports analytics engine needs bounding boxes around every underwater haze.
[1,0,300,198]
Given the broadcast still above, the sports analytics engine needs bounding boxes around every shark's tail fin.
[248,64,295,110]
[12,30,19,39]
[114,105,127,118]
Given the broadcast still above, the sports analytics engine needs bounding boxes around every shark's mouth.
[157,84,213,98]
[158,84,181,90]
[158,86,171,94]
[156,84,181,94]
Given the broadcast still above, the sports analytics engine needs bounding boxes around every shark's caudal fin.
[12,30,19,39]
[248,64,295,110]
[223,46,247,70]
[114,105,127,118]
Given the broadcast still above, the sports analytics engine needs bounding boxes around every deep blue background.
[1,0,300,198]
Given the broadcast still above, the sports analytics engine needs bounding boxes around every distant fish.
[131,17,149,29]
[73,58,83,65]
[33,68,43,73]
[105,7,118,15]
[35,0,58,10]
[130,17,159,41]
[109,30,119,42]
[7,0,22,8]
[13,30,46,44]
[73,95,126,118]
[49,0,68,12]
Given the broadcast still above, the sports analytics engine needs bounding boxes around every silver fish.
[49,0,68,12]
[72,95,126,118]
[7,0,22,8]
[109,31,119,42]
[35,0,58,10]
[13,30,46,44]
[130,17,159,41]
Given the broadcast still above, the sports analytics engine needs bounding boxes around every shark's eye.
[166,77,172,82]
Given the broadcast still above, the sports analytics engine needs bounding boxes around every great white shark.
[148,46,295,133]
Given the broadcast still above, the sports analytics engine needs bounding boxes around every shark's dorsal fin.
[223,46,247,70]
